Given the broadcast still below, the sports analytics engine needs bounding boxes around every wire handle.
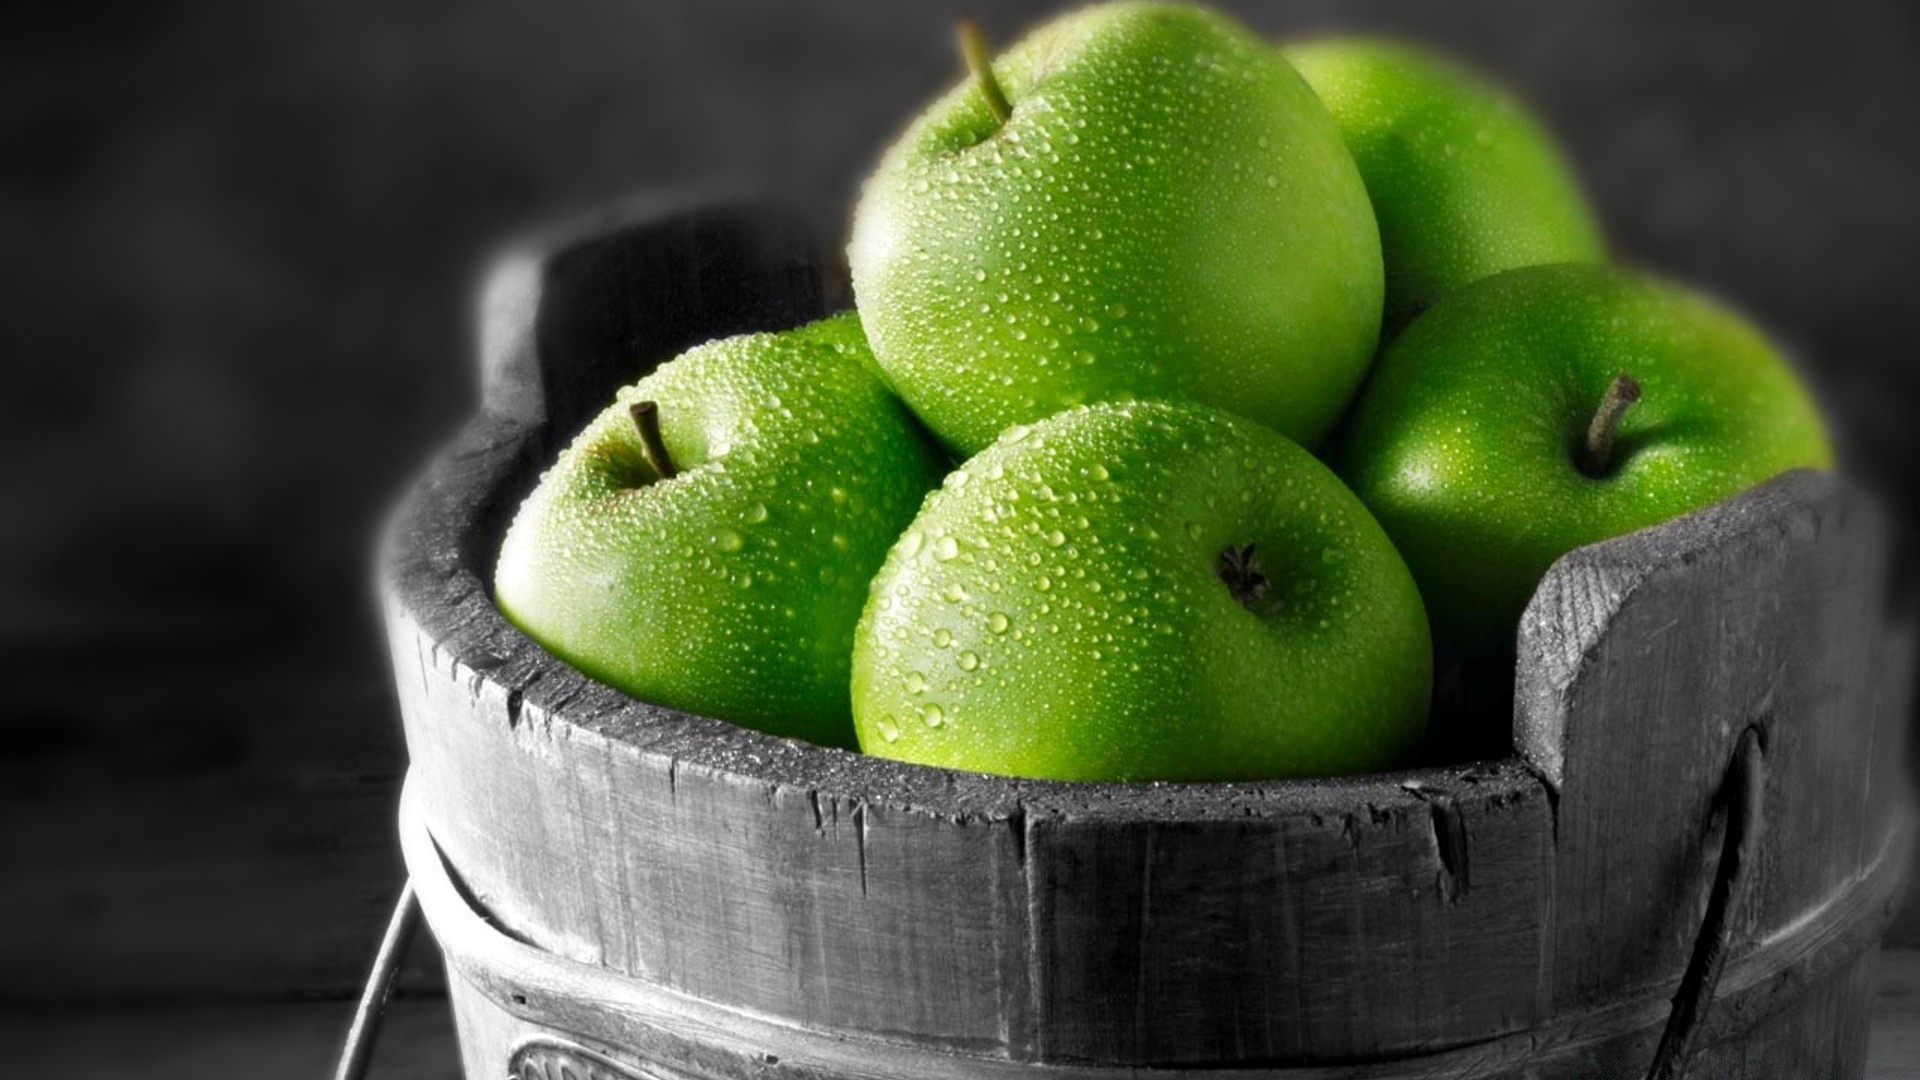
[334,880,423,1080]
[1646,726,1767,1079]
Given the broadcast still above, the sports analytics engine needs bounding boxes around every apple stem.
[957,20,1012,125]
[1580,373,1642,478]
[629,400,679,480]
[1217,543,1271,610]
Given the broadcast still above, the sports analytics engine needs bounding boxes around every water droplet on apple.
[921,704,945,728]
[932,627,952,648]
[986,612,1010,634]
[905,671,927,695]
[877,716,901,743]
[899,531,924,558]
[746,503,769,524]
[1045,530,1066,547]
[713,529,744,553]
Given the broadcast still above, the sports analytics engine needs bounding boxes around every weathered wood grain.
[476,194,825,451]
[1018,767,1553,1064]
[405,780,1908,1079]
[1517,470,1897,1015]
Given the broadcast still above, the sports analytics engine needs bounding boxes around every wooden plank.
[1517,470,1892,1013]
[1713,948,1876,1078]
[394,590,1036,1052]
[1020,766,1553,1064]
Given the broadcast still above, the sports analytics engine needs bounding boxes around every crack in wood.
[1008,802,1027,875]
[504,670,544,731]
[852,801,869,898]
[1429,794,1471,902]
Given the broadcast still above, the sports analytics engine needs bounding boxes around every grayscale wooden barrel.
[381,197,1915,1079]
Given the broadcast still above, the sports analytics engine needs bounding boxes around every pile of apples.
[495,3,1829,782]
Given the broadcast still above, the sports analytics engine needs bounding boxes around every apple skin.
[494,312,946,749]
[1339,263,1831,657]
[851,399,1430,782]
[1283,38,1604,327]
[849,2,1383,456]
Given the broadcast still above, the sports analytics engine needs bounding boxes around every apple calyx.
[957,20,1012,125]
[628,400,679,481]
[1579,373,1642,478]
[1216,542,1272,611]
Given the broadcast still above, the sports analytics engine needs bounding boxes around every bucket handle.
[1645,724,1767,1080]
[332,880,422,1080]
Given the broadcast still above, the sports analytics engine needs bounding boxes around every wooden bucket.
[382,198,1914,1079]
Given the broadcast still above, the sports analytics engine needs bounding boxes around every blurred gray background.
[2,0,1917,1072]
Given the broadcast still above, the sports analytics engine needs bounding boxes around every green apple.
[849,3,1383,456]
[494,312,945,748]
[1340,263,1831,657]
[851,399,1430,782]
[1283,38,1604,327]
